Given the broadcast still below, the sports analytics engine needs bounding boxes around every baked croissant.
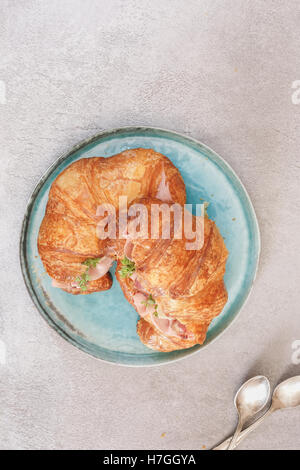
[115,197,228,351]
[38,148,185,293]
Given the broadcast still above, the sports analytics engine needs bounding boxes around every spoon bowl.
[235,375,271,420]
[228,376,270,449]
[272,376,300,410]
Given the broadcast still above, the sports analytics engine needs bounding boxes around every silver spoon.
[214,375,300,450]
[227,376,270,450]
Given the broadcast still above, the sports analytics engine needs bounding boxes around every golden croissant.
[38,148,228,351]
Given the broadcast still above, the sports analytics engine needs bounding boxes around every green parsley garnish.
[142,294,155,306]
[82,257,101,268]
[119,256,136,278]
[76,257,101,291]
[142,294,159,316]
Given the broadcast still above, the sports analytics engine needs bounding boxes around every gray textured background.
[0,0,299,450]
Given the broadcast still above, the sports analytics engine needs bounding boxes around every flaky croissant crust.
[116,197,228,352]
[38,148,185,293]
[38,148,228,351]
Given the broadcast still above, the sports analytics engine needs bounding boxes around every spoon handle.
[213,407,274,450]
[227,417,243,450]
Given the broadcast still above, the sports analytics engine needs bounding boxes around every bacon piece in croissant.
[116,197,228,351]
[38,149,186,294]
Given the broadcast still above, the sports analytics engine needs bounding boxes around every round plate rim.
[19,126,261,367]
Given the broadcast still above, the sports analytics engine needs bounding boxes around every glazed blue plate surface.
[20,127,260,366]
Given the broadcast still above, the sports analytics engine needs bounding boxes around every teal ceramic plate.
[20,127,260,366]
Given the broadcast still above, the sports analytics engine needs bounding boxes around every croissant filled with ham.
[38,148,228,352]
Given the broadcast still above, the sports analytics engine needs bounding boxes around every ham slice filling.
[87,256,113,281]
[133,292,156,318]
[124,239,134,259]
[132,287,193,340]
[52,256,113,289]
